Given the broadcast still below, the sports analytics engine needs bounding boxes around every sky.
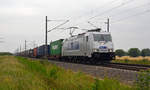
[0,0,150,53]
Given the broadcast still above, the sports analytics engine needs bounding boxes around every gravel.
[48,60,138,84]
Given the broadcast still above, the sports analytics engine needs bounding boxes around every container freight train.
[18,29,115,63]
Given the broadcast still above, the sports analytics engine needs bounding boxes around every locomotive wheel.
[89,59,96,65]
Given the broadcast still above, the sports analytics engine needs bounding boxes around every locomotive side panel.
[62,35,86,57]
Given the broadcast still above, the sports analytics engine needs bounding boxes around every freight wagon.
[28,49,34,57]
[36,45,50,58]
[33,48,37,58]
[49,39,63,59]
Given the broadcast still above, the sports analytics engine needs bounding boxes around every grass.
[0,56,49,90]
[0,56,136,90]
[135,70,150,90]
[113,56,150,65]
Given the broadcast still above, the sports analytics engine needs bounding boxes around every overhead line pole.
[44,16,69,57]
[45,16,48,46]
[107,18,110,32]
[45,16,48,57]
[20,45,21,53]
[25,40,27,56]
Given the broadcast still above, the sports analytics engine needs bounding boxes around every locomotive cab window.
[93,34,112,42]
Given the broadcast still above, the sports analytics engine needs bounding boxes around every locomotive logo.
[52,45,58,50]
[99,46,107,49]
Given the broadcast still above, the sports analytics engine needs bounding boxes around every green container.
[50,39,63,56]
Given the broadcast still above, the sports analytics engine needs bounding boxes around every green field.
[0,56,148,90]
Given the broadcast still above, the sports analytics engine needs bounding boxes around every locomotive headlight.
[109,49,113,52]
[93,49,99,52]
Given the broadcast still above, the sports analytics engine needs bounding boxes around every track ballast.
[101,62,150,71]
[59,58,150,71]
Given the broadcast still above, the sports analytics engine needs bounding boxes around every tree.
[115,49,126,57]
[141,48,150,57]
[128,48,140,57]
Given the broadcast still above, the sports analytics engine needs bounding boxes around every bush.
[128,48,141,57]
[115,49,126,57]
[92,78,132,90]
[141,48,150,57]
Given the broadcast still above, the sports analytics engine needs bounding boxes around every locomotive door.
[84,36,89,56]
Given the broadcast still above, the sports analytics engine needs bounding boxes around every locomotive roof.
[88,31,111,34]
[64,30,111,41]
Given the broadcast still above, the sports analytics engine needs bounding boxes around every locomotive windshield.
[93,34,112,42]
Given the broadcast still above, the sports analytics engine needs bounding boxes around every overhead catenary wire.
[112,9,150,24]
[47,20,69,22]
[110,2,150,17]
[89,0,136,20]
[48,20,69,32]
[51,27,79,36]
[70,0,120,21]
[67,0,137,30]
[53,0,135,32]
[46,0,150,35]
[83,0,150,31]
[62,0,121,28]
[87,21,99,28]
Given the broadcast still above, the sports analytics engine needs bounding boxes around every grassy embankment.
[0,56,136,90]
[112,56,150,65]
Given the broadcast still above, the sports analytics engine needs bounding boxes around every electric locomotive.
[62,28,115,63]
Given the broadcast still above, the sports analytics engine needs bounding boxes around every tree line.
[115,48,150,57]
[0,52,12,56]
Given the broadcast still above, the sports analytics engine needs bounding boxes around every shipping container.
[29,49,34,57]
[33,48,37,57]
[47,45,50,55]
[37,45,50,57]
[25,50,30,57]
[50,39,63,58]
[37,46,43,57]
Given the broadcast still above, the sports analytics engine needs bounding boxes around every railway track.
[28,57,150,71]
[102,62,150,71]
[60,59,150,71]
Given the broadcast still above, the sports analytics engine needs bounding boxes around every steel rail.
[102,63,150,71]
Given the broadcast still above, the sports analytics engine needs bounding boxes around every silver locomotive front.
[90,32,115,60]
